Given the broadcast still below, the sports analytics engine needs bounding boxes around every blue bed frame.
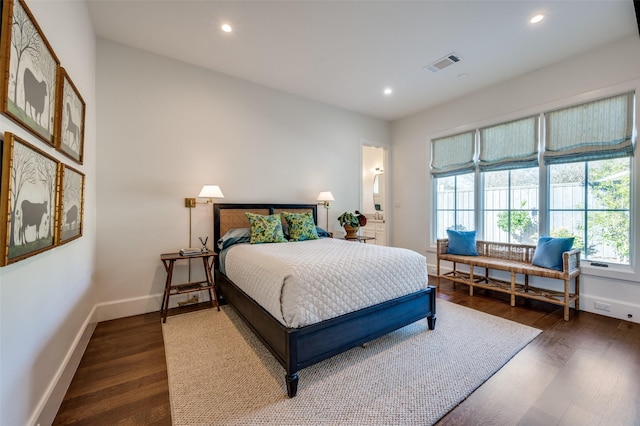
[214,203,436,397]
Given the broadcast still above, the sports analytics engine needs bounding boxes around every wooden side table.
[160,251,220,322]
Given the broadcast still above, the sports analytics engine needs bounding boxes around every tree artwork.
[1,0,59,145]
[55,70,85,163]
[0,133,59,266]
[9,0,40,104]
[9,139,36,247]
[37,47,57,133]
[58,165,84,243]
[35,151,57,239]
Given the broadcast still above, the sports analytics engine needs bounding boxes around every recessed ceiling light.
[221,24,232,33]
[457,73,469,80]
[383,88,393,95]
[530,14,544,24]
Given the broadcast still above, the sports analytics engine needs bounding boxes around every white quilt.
[223,238,428,328]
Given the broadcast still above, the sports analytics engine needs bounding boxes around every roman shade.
[430,131,475,177]
[544,92,635,165]
[479,116,539,172]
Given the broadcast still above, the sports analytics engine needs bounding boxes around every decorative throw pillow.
[283,211,319,242]
[217,228,251,250]
[446,229,479,256]
[245,213,287,244]
[531,236,574,271]
[316,226,331,238]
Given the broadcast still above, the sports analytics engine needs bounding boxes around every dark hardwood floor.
[54,278,640,425]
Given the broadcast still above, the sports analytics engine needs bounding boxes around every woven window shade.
[479,116,539,172]
[430,131,475,177]
[544,92,635,165]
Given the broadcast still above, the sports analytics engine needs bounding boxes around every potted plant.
[338,210,367,239]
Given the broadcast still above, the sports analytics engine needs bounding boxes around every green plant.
[497,200,538,244]
[338,210,366,228]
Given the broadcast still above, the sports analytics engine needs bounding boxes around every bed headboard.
[214,203,318,252]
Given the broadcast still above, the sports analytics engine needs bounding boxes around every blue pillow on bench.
[531,236,574,271]
[446,230,479,256]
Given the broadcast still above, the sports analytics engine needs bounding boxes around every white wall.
[391,36,640,322]
[0,2,96,425]
[94,39,389,320]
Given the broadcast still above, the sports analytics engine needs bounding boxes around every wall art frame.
[56,163,84,245]
[0,132,60,266]
[54,68,85,164]
[0,0,61,146]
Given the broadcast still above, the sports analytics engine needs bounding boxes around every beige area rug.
[162,300,540,425]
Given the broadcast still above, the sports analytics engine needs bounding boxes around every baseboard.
[94,293,163,322]
[94,290,211,322]
[581,295,640,324]
[30,305,98,426]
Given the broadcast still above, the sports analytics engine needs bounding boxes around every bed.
[213,203,436,397]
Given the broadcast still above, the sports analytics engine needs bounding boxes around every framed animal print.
[54,68,85,164]
[57,163,84,245]
[0,132,59,266]
[0,0,60,146]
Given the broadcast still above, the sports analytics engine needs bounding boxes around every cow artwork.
[23,68,48,126]
[0,0,60,145]
[19,200,48,244]
[0,132,59,266]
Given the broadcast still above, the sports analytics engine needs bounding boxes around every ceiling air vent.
[425,53,462,73]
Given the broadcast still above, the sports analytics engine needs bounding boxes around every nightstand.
[160,251,220,322]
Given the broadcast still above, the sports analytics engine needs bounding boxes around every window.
[549,158,631,264]
[434,173,474,238]
[431,91,635,266]
[484,168,539,244]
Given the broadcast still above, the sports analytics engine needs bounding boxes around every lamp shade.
[317,191,335,202]
[198,185,224,198]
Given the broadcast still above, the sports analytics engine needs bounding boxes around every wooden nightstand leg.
[162,260,175,323]
[203,256,220,311]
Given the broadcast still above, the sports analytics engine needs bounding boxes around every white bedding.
[223,238,428,328]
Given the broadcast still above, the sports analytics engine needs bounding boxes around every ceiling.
[86,1,639,121]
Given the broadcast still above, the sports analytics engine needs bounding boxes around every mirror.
[373,173,384,211]
[362,145,385,214]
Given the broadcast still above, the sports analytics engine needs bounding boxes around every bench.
[436,239,581,321]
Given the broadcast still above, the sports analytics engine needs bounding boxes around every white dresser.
[362,220,386,246]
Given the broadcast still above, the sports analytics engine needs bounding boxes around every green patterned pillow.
[283,211,319,242]
[246,212,287,244]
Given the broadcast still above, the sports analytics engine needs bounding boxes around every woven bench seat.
[437,239,581,321]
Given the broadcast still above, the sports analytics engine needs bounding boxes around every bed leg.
[286,373,299,398]
[427,314,436,330]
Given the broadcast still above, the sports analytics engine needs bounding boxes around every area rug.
[162,300,540,425]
